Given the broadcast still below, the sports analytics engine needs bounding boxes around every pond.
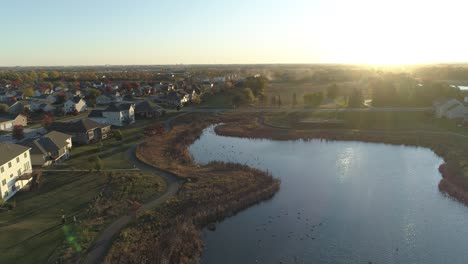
[189,125,468,264]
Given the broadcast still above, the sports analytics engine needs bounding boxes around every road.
[182,106,432,113]
[83,145,182,264]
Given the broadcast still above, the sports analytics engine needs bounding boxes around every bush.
[113,130,123,141]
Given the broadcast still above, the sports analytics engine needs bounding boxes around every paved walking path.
[83,145,182,264]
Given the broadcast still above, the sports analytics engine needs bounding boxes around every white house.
[0,118,14,131]
[63,97,87,113]
[434,99,467,119]
[0,143,33,202]
[88,103,135,127]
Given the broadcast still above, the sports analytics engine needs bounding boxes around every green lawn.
[0,172,108,264]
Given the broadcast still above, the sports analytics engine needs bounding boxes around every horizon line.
[2,62,468,68]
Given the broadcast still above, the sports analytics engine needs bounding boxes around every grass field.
[0,170,167,264]
[263,111,468,134]
[0,171,108,264]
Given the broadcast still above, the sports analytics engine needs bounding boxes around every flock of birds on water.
[191,142,265,168]
[251,208,325,264]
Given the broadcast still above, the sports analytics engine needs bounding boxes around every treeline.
[414,66,468,80]
[369,74,463,107]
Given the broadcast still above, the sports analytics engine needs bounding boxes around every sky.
[1,0,467,66]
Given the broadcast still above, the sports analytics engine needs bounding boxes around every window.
[18,169,21,176]
[10,174,13,178]
[16,157,20,163]
[2,179,6,186]
[24,152,27,158]
[8,162,11,168]
[0,166,3,173]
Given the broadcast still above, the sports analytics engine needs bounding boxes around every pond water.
[189,125,468,264]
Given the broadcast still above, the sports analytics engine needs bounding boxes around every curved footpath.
[83,145,182,264]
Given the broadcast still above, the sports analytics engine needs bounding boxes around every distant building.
[434,99,467,119]
[88,103,135,127]
[63,97,87,113]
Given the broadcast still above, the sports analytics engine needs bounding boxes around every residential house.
[46,94,57,104]
[48,118,111,145]
[167,91,189,106]
[201,81,213,90]
[13,114,27,127]
[63,97,87,113]
[65,89,82,99]
[0,143,33,201]
[88,103,135,127]
[434,99,467,119]
[135,101,164,119]
[0,118,14,131]
[8,101,30,115]
[40,104,56,113]
[96,95,112,105]
[22,131,72,167]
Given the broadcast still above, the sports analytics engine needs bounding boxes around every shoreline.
[103,114,281,263]
[104,113,468,263]
[215,116,468,207]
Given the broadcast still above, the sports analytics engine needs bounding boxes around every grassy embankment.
[104,114,280,264]
[0,171,166,264]
[216,112,468,205]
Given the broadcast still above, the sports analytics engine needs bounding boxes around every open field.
[0,170,166,264]
[263,111,468,134]
[0,171,107,264]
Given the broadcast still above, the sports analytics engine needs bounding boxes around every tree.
[303,92,324,107]
[23,87,34,98]
[292,93,297,107]
[87,88,101,101]
[327,84,339,99]
[113,130,123,141]
[244,76,268,97]
[270,96,276,107]
[348,89,364,107]
[89,156,103,172]
[0,104,8,113]
[12,125,24,140]
[56,93,67,104]
[232,88,255,107]
[49,71,61,80]
[42,112,54,129]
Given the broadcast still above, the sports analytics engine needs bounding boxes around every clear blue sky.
[1,0,467,66]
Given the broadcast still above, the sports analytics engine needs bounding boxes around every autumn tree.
[0,104,8,113]
[12,125,24,140]
[42,112,54,129]
[23,87,34,98]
